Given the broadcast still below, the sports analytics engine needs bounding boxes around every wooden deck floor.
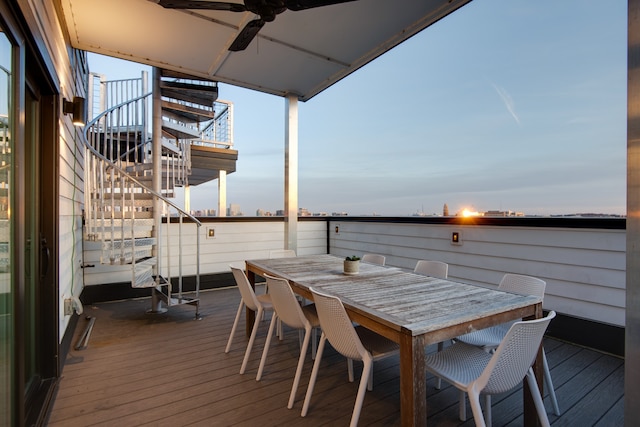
[46,286,624,426]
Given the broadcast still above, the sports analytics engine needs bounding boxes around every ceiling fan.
[155,0,357,51]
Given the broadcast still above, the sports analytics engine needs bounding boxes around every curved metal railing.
[83,89,201,311]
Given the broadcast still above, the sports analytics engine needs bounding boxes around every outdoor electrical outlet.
[206,227,215,239]
[64,298,74,315]
[451,231,462,245]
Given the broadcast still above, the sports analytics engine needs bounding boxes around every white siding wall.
[83,218,625,327]
[82,220,327,285]
[31,0,87,341]
[330,220,626,327]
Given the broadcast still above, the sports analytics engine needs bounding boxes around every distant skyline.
[88,0,627,217]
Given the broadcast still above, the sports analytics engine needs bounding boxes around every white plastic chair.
[413,259,449,388]
[266,249,296,291]
[226,266,275,375]
[414,260,449,279]
[301,287,399,427]
[361,253,385,266]
[256,275,320,409]
[454,273,560,419]
[426,311,556,427]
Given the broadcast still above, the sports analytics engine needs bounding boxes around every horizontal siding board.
[329,220,625,326]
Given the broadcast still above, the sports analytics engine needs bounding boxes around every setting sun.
[461,208,481,217]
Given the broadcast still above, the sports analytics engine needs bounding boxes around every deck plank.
[47,287,624,426]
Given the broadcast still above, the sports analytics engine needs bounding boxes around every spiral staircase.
[83,68,237,317]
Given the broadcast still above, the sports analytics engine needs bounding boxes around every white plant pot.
[344,260,360,275]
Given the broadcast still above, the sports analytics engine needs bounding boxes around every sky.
[87,0,627,217]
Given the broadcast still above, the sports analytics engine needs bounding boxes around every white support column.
[284,95,298,252]
[184,185,191,214]
[218,170,227,217]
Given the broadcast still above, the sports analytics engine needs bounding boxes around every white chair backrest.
[265,275,308,329]
[414,260,449,279]
[269,249,297,258]
[362,254,385,266]
[230,266,261,312]
[477,311,555,395]
[498,273,546,299]
[310,287,369,361]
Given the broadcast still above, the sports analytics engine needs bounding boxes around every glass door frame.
[1,2,60,425]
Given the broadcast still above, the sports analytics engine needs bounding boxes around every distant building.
[443,203,449,216]
[228,203,242,216]
[256,209,273,216]
[484,210,525,217]
[190,208,216,217]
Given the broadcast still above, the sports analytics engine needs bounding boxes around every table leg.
[524,303,544,427]
[245,267,256,338]
[399,333,427,427]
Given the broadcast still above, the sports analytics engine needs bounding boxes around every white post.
[184,185,191,214]
[218,170,227,217]
[284,95,298,252]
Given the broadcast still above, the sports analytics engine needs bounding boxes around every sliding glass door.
[0,26,13,427]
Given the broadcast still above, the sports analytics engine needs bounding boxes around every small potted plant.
[344,255,361,275]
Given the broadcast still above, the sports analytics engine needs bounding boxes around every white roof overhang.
[59,0,472,101]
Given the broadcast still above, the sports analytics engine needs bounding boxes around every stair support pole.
[149,67,166,314]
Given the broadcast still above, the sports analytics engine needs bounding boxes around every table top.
[246,254,542,342]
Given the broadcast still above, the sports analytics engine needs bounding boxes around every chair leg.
[542,348,561,415]
[347,358,354,382]
[225,300,244,353]
[526,368,551,427]
[467,389,487,427]
[311,328,317,360]
[484,394,492,427]
[459,390,467,421]
[301,333,327,417]
[240,306,263,375]
[349,357,372,427]
[435,341,444,389]
[288,326,312,409]
[256,312,279,380]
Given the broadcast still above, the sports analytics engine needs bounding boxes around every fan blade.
[156,0,247,11]
[229,19,265,51]
[285,0,357,11]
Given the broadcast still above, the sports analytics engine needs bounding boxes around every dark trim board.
[546,312,624,357]
[58,313,80,374]
[79,272,251,305]
[192,215,626,230]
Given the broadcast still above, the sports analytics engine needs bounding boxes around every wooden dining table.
[245,254,544,427]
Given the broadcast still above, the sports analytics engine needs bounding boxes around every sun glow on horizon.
[461,208,481,217]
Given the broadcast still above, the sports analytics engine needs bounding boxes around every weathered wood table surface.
[245,254,543,427]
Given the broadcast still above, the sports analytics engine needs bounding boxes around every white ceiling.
[59,0,472,101]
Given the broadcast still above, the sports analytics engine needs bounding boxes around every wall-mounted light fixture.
[63,96,87,127]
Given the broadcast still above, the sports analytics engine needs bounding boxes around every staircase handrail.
[83,94,201,226]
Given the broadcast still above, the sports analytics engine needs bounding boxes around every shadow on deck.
[47,286,624,426]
